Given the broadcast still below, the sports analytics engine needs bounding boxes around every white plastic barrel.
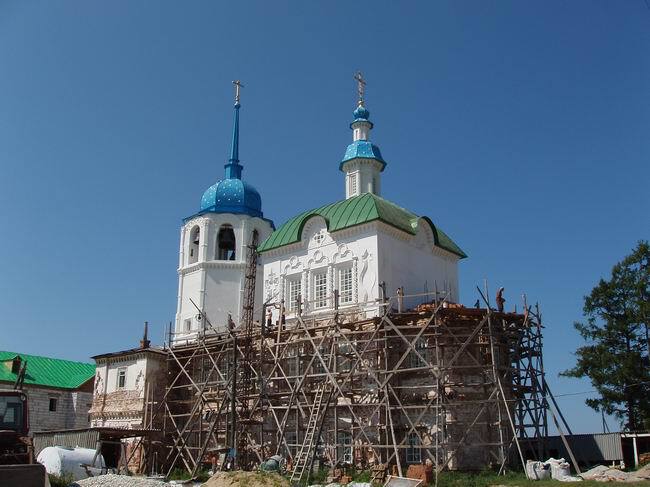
[37,446,105,481]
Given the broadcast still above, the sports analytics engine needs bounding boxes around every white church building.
[173,77,465,337]
[258,84,466,321]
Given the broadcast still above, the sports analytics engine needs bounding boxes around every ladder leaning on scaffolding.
[290,378,333,485]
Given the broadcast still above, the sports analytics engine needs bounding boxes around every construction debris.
[579,464,650,482]
[68,474,171,487]
[201,471,288,487]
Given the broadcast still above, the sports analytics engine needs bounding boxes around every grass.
[302,469,650,487]
[432,470,650,487]
[168,466,211,482]
[48,472,74,487]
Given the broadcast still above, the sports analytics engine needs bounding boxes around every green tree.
[562,241,650,431]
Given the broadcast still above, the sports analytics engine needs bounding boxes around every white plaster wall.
[261,217,381,321]
[376,222,460,306]
[175,213,273,339]
[95,356,147,396]
[261,219,460,319]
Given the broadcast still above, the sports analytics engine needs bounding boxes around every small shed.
[33,427,160,474]
[546,432,650,468]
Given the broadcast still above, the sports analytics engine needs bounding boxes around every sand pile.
[201,471,289,487]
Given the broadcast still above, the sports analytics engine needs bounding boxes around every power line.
[553,380,650,398]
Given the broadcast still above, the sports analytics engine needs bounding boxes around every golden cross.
[232,80,244,104]
[354,71,366,105]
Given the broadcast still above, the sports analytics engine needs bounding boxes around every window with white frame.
[287,276,302,312]
[406,432,422,463]
[348,173,358,196]
[117,368,127,389]
[313,271,328,309]
[338,266,354,304]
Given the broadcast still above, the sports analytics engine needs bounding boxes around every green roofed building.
[258,85,465,320]
[0,351,95,432]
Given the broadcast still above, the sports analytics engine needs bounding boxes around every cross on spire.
[354,71,366,106]
[232,80,244,105]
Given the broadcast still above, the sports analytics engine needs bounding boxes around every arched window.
[217,225,236,261]
[188,226,200,264]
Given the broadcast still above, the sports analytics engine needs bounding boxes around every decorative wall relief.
[265,269,280,301]
[135,370,145,392]
[359,249,376,302]
[289,256,301,270]
[94,373,104,395]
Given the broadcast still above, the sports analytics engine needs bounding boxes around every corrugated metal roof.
[257,193,466,258]
[33,429,101,457]
[0,351,95,390]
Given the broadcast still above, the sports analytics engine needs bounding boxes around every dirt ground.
[201,471,289,487]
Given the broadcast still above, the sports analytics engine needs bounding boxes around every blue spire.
[224,102,243,179]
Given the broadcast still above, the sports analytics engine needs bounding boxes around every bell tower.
[174,82,274,342]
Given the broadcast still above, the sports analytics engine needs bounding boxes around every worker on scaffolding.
[496,287,506,313]
[265,306,273,333]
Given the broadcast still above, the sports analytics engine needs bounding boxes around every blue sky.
[0,1,648,434]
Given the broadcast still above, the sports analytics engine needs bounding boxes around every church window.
[348,173,358,196]
[406,432,422,463]
[218,359,231,383]
[338,267,354,304]
[408,338,430,369]
[184,318,192,332]
[313,271,328,309]
[312,345,328,374]
[337,342,352,373]
[313,231,325,246]
[117,368,127,389]
[48,398,57,412]
[337,430,352,463]
[286,348,298,378]
[217,225,236,260]
[287,277,301,312]
[188,227,200,264]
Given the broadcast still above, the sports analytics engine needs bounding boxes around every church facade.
[259,91,466,322]
[172,78,465,336]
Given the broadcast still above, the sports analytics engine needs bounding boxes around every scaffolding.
[151,287,548,479]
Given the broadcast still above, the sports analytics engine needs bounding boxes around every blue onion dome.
[353,104,370,121]
[200,178,263,218]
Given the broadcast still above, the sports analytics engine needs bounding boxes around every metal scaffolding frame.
[149,289,548,480]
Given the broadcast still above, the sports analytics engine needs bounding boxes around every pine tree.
[562,241,650,431]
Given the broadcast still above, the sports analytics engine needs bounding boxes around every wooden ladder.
[290,381,331,485]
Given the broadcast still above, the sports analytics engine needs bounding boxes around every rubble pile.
[201,471,288,487]
[68,474,171,487]
[579,463,650,483]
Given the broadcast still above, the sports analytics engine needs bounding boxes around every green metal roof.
[257,193,466,258]
[0,351,95,390]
